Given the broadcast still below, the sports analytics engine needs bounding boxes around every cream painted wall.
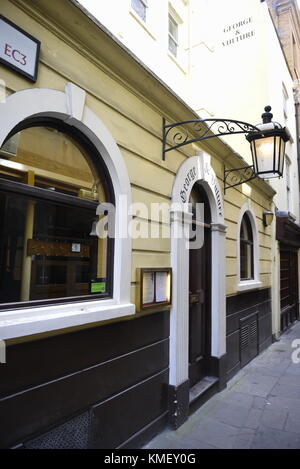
[0,0,276,306]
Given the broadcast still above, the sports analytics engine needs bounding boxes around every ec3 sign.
[0,15,40,82]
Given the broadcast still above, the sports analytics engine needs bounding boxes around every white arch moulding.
[169,151,227,388]
[0,83,135,340]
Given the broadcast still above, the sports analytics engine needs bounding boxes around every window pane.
[169,36,178,57]
[0,191,109,303]
[240,214,254,280]
[131,0,147,21]
[0,126,105,200]
[240,213,253,242]
[0,126,111,304]
[169,15,178,41]
[169,14,178,57]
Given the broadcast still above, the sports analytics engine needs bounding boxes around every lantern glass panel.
[253,135,286,178]
[279,138,285,175]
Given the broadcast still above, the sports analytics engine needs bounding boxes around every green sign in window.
[91,281,106,294]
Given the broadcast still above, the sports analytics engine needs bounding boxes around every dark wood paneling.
[120,412,168,449]
[226,288,270,316]
[276,216,300,248]
[0,310,169,398]
[280,248,299,332]
[0,339,169,448]
[226,289,271,378]
[0,311,170,449]
[226,330,240,374]
[91,370,169,449]
[258,311,272,347]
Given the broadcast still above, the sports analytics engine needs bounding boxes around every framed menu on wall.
[136,268,172,313]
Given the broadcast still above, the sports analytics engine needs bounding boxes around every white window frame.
[237,202,262,292]
[0,83,135,341]
[168,13,179,58]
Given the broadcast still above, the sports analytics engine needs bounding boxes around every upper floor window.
[240,213,254,281]
[168,13,179,57]
[0,123,114,308]
[131,0,148,22]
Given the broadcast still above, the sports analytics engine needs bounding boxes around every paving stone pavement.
[144,321,300,449]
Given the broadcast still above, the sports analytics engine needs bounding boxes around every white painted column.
[169,209,192,386]
[211,223,227,358]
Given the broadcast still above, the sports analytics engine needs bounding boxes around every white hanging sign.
[0,15,40,82]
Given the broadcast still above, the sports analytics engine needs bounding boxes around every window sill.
[129,10,156,41]
[0,299,136,340]
[167,51,187,74]
[237,280,262,292]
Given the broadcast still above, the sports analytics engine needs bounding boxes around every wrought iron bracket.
[162,117,261,192]
[162,118,260,159]
[224,165,256,193]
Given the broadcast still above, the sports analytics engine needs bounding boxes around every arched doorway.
[169,152,227,427]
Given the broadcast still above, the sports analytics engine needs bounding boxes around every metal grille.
[240,312,258,367]
[24,412,90,449]
[241,324,249,350]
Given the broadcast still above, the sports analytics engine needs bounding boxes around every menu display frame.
[136,267,172,313]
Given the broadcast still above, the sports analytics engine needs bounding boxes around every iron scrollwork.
[162,117,261,192]
[162,118,260,160]
[224,165,256,193]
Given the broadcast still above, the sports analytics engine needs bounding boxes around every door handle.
[189,290,205,305]
[189,293,200,304]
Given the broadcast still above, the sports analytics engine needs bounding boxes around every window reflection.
[0,126,111,305]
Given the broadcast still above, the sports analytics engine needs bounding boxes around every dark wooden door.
[188,184,211,387]
[280,248,299,331]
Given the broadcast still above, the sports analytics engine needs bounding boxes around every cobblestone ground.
[144,321,300,449]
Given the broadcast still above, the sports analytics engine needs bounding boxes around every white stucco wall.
[80,0,190,104]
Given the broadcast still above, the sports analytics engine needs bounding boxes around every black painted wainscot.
[0,310,170,449]
[226,288,272,381]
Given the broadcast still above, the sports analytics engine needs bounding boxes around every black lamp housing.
[246,106,290,179]
[262,211,274,227]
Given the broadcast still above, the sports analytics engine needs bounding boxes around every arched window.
[0,121,114,307]
[240,213,254,280]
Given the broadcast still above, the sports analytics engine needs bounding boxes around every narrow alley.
[145,322,300,449]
